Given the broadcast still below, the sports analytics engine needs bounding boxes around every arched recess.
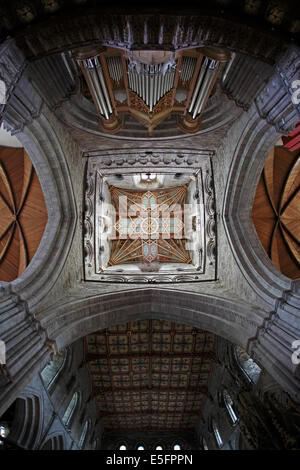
[1,112,78,309]
[0,146,47,282]
[0,39,78,310]
[0,38,78,418]
[223,110,293,300]
[40,434,64,450]
[8,393,43,450]
[222,85,300,399]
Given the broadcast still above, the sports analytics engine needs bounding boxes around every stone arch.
[40,285,300,400]
[40,287,264,368]
[40,434,64,450]
[222,89,300,400]
[8,392,43,449]
[0,39,78,311]
[222,109,293,301]
[2,112,78,310]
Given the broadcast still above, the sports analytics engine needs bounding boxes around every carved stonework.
[255,46,300,134]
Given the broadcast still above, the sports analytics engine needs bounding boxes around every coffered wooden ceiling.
[85,320,217,432]
[252,146,300,279]
[0,146,47,282]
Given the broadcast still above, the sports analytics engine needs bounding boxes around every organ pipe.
[126,61,177,111]
[81,58,113,120]
[189,58,219,119]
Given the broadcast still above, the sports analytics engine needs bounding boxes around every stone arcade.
[0,1,299,451]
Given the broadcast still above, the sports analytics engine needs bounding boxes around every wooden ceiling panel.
[85,319,217,432]
[252,146,300,280]
[0,147,47,282]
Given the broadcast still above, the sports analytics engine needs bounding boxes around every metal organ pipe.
[82,58,113,120]
[189,58,219,119]
[188,57,209,114]
[83,59,108,119]
[94,57,113,115]
[126,60,177,109]
[146,73,149,106]
[192,60,218,118]
[150,74,154,112]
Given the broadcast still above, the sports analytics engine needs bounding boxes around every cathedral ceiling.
[0,147,47,282]
[83,149,217,283]
[252,145,300,279]
[84,319,217,432]
[108,184,191,266]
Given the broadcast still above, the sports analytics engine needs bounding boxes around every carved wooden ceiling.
[84,319,217,432]
[108,184,191,265]
[0,146,47,282]
[252,145,300,279]
[84,149,217,283]
[75,46,230,135]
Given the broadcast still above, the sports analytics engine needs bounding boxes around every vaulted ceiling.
[0,146,47,282]
[84,320,217,432]
[252,145,300,279]
[108,184,191,265]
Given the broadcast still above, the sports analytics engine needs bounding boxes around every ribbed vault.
[252,145,300,279]
[0,146,47,282]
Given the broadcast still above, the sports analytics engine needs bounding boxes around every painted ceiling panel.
[108,185,192,266]
[84,319,217,432]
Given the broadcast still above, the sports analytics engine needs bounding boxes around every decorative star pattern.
[108,185,191,265]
